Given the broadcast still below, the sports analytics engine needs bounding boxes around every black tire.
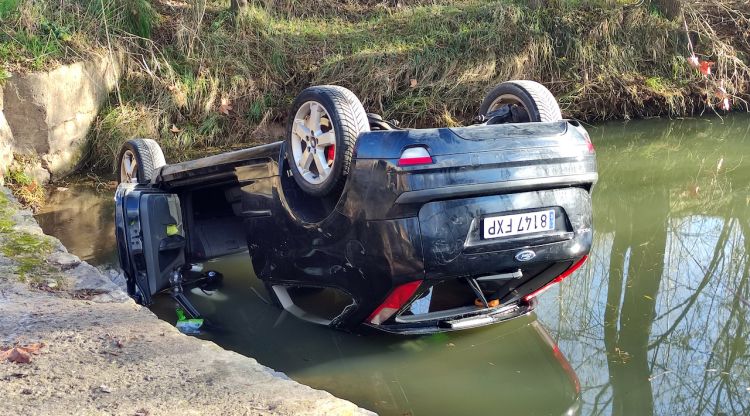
[285,85,370,197]
[479,80,562,122]
[117,138,166,184]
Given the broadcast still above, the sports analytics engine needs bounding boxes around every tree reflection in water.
[536,115,750,416]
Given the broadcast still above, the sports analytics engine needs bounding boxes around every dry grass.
[2,0,749,170]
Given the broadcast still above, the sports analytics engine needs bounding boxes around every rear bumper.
[366,299,536,335]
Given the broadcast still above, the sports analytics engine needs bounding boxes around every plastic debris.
[175,307,203,335]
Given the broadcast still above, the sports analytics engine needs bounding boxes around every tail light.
[523,255,588,302]
[367,280,423,324]
[398,147,433,166]
[568,120,594,154]
[583,131,595,153]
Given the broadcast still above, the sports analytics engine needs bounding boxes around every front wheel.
[285,85,370,197]
[479,80,562,122]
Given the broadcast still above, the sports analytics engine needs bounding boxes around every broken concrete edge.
[0,186,376,415]
[0,51,124,186]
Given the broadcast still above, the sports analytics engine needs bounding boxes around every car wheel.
[117,138,166,184]
[479,80,562,122]
[285,85,370,197]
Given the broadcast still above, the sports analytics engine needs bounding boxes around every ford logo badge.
[515,250,536,262]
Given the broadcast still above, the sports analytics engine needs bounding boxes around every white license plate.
[483,209,555,239]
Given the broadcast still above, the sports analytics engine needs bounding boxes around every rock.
[47,252,81,270]
[99,267,128,292]
[0,97,12,186]
[20,388,32,395]
[2,53,123,182]
[67,262,128,302]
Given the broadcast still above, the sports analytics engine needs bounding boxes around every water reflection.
[537,115,750,415]
[35,184,117,266]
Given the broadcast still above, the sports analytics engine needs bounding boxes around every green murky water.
[37,115,750,415]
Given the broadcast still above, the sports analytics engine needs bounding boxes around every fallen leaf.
[219,97,233,115]
[409,79,417,88]
[716,157,724,172]
[699,60,714,76]
[5,348,31,364]
[170,124,181,134]
[1,343,44,364]
[134,409,150,416]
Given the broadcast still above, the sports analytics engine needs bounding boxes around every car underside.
[114,81,597,334]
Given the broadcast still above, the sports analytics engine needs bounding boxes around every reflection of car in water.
[114,81,597,334]
[151,254,581,416]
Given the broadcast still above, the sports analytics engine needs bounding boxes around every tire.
[117,138,166,184]
[285,85,370,197]
[479,80,562,122]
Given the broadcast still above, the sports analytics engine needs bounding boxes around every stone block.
[2,53,123,182]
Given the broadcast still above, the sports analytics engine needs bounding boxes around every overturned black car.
[114,80,597,334]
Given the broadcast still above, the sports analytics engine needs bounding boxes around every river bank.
[0,187,372,415]
[2,1,748,172]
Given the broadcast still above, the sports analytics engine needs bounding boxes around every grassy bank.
[1,0,748,170]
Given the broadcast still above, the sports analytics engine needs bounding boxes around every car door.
[115,184,186,305]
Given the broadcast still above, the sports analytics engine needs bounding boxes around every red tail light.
[398,147,433,166]
[523,255,588,302]
[584,132,595,153]
[367,280,423,324]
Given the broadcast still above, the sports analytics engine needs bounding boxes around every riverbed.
[36,115,750,415]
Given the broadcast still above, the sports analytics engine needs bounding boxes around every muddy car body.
[115,82,597,334]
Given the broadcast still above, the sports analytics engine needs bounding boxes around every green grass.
[0,0,160,71]
[1,0,747,171]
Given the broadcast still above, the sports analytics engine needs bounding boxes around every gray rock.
[47,251,81,270]
[0,108,12,186]
[2,53,123,182]
[67,262,127,302]
[99,267,127,292]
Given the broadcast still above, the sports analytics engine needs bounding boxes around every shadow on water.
[36,114,750,415]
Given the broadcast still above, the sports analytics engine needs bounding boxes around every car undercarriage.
[115,81,597,334]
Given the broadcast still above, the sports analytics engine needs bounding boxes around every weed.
[5,163,46,211]
[3,0,748,169]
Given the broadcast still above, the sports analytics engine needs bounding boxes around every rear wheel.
[285,85,370,197]
[117,139,166,184]
[479,80,562,122]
